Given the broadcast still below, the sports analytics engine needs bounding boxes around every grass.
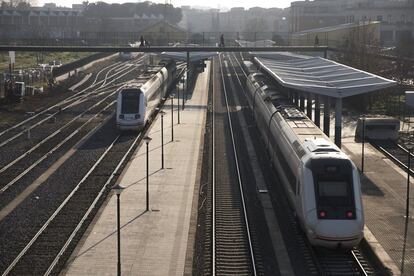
[0,52,93,71]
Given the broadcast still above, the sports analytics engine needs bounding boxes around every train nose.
[311,220,363,248]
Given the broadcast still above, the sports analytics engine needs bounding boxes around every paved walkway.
[342,137,413,275]
[60,62,210,276]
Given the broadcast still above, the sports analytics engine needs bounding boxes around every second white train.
[116,61,177,131]
[245,71,364,249]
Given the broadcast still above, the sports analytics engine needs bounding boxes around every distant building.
[290,21,381,47]
[289,0,414,46]
[140,21,187,45]
[0,6,82,40]
[179,6,289,42]
[0,4,184,44]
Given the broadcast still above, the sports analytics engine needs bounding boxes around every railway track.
[228,52,375,276]
[0,56,144,146]
[208,55,257,275]
[370,139,414,174]
[1,130,142,276]
[0,58,183,275]
[0,77,171,276]
[0,57,145,210]
[0,56,144,170]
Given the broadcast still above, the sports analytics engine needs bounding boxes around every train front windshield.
[121,90,140,114]
[311,159,356,220]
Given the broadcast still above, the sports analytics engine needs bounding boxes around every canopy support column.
[334,97,342,148]
[315,95,320,127]
[294,91,299,106]
[299,93,305,112]
[186,51,190,102]
[323,97,330,137]
[306,93,312,120]
[288,89,293,102]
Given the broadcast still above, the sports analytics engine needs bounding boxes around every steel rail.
[229,52,371,276]
[0,60,138,148]
[0,56,135,141]
[212,56,216,276]
[1,133,121,276]
[44,130,145,276]
[90,61,123,86]
[217,53,257,275]
[0,90,116,174]
[0,59,121,139]
[370,140,414,175]
[0,100,115,194]
[351,250,369,276]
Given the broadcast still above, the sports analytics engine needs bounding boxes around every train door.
[295,168,304,221]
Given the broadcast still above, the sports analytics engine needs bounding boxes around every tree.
[395,33,414,84]
[1,1,10,8]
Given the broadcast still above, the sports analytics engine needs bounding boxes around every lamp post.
[143,136,152,211]
[170,94,174,142]
[112,184,125,276]
[177,84,180,124]
[405,143,413,220]
[160,110,166,169]
[181,77,185,110]
[401,142,413,274]
[361,116,366,173]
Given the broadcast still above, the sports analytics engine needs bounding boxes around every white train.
[116,61,177,131]
[355,117,400,141]
[246,72,364,248]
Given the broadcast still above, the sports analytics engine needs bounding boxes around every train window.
[121,90,140,114]
[318,181,348,197]
[324,165,339,173]
[365,125,396,130]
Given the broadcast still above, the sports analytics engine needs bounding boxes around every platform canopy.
[254,53,396,98]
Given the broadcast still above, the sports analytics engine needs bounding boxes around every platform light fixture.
[112,183,125,276]
[159,110,166,169]
[170,94,175,142]
[143,136,152,211]
[405,142,413,220]
[177,84,180,124]
[361,115,366,173]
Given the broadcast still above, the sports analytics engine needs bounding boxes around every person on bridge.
[314,35,319,46]
[140,35,145,47]
[219,34,225,47]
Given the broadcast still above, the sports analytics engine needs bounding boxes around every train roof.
[250,73,334,147]
[120,65,166,88]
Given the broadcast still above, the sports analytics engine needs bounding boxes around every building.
[0,3,184,44]
[289,0,414,46]
[0,6,82,41]
[179,6,289,43]
[140,21,188,45]
[290,21,381,47]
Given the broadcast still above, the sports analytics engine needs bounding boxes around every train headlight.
[119,114,124,119]
[346,211,354,219]
[135,114,140,119]
[318,210,327,219]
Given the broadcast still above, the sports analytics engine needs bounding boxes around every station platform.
[341,135,413,275]
[60,63,209,275]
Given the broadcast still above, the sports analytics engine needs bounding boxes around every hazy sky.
[38,0,293,10]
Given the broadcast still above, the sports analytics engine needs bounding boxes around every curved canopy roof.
[254,53,396,98]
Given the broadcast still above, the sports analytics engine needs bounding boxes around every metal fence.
[0,31,289,47]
